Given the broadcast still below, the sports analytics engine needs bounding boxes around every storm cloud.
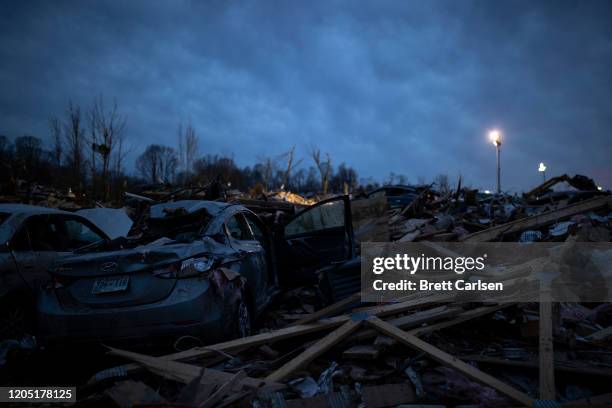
[1,0,611,191]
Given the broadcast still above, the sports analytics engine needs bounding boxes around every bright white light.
[597,186,603,191]
[488,130,501,146]
[484,190,491,194]
[538,162,546,172]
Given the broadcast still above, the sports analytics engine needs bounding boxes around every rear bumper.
[37,279,227,346]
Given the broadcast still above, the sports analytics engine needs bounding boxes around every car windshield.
[0,212,9,226]
[146,209,212,242]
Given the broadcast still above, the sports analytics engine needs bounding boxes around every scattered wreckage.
[1,175,612,407]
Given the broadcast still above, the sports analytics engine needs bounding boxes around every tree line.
[0,97,375,201]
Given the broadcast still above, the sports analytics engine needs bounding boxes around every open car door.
[277,195,354,286]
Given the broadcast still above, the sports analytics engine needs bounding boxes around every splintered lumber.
[291,292,361,326]
[90,294,457,385]
[460,196,610,242]
[351,305,462,342]
[407,303,514,337]
[200,370,246,408]
[458,355,612,378]
[106,346,282,390]
[265,318,363,382]
[365,316,534,407]
[163,292,449,363]
[539,294,555,400]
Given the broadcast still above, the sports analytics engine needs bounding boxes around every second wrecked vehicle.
[38,196,355,344]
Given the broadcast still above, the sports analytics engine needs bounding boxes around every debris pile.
[70,175,612,407]
[0,174,610,407]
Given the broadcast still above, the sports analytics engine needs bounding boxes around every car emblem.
[100,262,118,273]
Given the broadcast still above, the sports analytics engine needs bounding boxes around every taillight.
[152,257,213,279]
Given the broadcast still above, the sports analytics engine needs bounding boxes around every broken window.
[64,218,106,250]
[226,214,253,241]
[245,215,266,245]
[147,210,212,242]
[285,200,345,237]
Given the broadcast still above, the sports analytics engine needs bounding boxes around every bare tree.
[311,148,332,194]
[89,95,126,200]
[434,174,451,196]
[63,101,85,191]
[185,121,198,176]
[136,144,178,184]
[49,117,62,168]
[280,145,303,189]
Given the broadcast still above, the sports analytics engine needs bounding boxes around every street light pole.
[489,130,502,195]
[496,144,501,194]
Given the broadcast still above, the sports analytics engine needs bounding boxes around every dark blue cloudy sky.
[1,0,611,192]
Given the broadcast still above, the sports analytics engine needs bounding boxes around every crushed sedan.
[38,195,356,345]
[38,200,281,345]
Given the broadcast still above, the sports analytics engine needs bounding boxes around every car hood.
[51,236,239,278]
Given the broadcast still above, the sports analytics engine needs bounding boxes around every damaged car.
[38,196,356,344]
[38,200,280,345]
[0,204,110,340]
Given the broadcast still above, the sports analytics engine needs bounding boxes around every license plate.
[92,275,129,294]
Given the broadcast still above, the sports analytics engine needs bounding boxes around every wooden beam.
[407,304,513,337]
[265,318,363,382]
[460,196,609,242]
[459,355,612,378]
[365,316,534,407]
[352,305,462,342]
[106,347,282,391]
[200,370,246,408]
[90,294,456,385]
[291,292,361,326]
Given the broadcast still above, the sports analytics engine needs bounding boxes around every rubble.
[1,174,611,407]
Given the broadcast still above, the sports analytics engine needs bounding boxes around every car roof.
[149,200,233,219]
[0,203,73,216]
[0,204,80,244]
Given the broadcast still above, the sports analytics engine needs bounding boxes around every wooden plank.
[459,355,612,378]
[200,370,246,408]
[408,304,513,337]
[352,305,462,342]
[106,346,282,390]
[365,316,534,407]
[265,319,362,382]
[460,196,609,242]
[539,292,555,400]
[291,292,361,326]
[90,294,452,385]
